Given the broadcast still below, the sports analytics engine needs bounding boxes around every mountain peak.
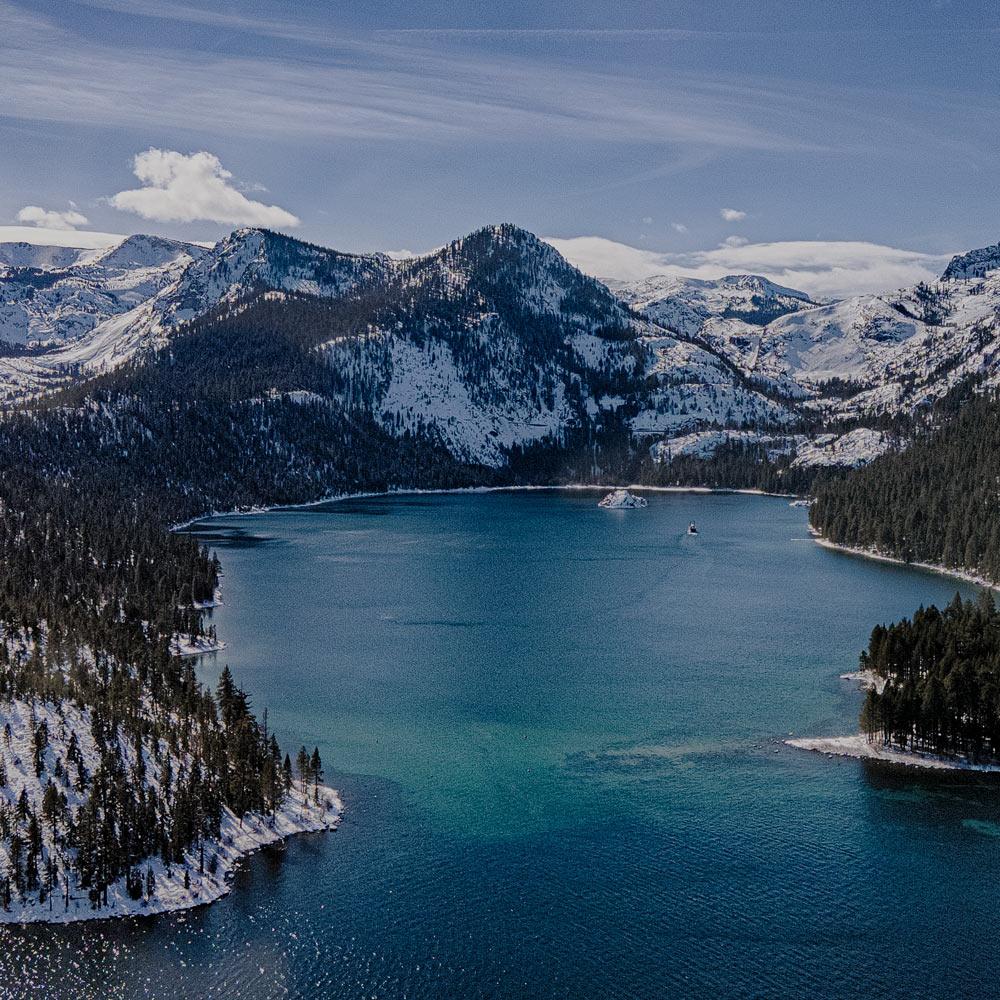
[941,241,1000,281]
[475,222,539,242]
[715,274,813,301]
[450,223,542,253]
[91,234,203,271]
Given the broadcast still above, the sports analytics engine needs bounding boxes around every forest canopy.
[859,591,1000,761]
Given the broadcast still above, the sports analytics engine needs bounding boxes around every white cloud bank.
[720,207,746,222]
[109,149,299,228]
[545,236,952,299]
[0,226,125,249]
[16,205,89,230]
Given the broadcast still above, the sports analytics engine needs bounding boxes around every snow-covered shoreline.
[789,669,998,772]
[1,783,342,926]
[839,669,886,693]
[811,534,997,590]
[171,481,797,531]
[786,734,1000,773]
[170,633,227,657]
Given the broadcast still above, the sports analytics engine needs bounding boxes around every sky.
[2,0,1000,297]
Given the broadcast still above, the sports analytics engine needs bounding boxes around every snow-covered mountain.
[609,243,1000,464]
[0,229,389,398]
[685,266,1000,422]
[0,235,203,348]
[611,273,816,338]
[316,225,801,466]
[3,224,999,474]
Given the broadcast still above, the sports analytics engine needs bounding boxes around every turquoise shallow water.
[2,489,999,999]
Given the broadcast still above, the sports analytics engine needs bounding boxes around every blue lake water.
[2,489,999,999]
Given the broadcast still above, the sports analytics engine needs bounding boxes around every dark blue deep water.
[3,489,999,999]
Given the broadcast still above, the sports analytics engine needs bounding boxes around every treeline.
[859,592,1000,761]
[639,441,817,495]
[810,388,1000,581]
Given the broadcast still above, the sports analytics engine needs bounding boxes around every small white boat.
[687,521,698,535]
[789,498,812,508]
[598,489,648,509]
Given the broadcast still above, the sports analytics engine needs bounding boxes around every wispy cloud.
[0,3,842,153]
[546,235,951,298]
[74,7,709,43]
[15,205,89,230]
[108,149,300,228]
[720,207,746,222]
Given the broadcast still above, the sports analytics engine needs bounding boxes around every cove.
[2,489,999,999]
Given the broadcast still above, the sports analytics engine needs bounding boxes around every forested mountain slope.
[5,222,971,473]
[0,459,328,921]
[810,389,1000,581]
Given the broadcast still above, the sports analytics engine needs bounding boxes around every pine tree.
[310,748,323,803]
[296,746,310,793]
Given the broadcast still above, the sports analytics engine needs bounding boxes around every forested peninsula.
[858,592,1000,762]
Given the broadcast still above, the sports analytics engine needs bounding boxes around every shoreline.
[791,652,997,772]
[810,533,997,591]
[786,734,1000,773]
[170,633,227,657]
[1,785,342,926]
[158,480,799,927]
[172,482,799,531]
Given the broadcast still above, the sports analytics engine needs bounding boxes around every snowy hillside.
[649,427,891,469]
[0,235,203,348]
[0,695,340,924]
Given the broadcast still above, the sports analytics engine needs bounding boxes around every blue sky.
[2,0,999,296]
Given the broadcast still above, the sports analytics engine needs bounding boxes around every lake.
[2,489,998,999]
